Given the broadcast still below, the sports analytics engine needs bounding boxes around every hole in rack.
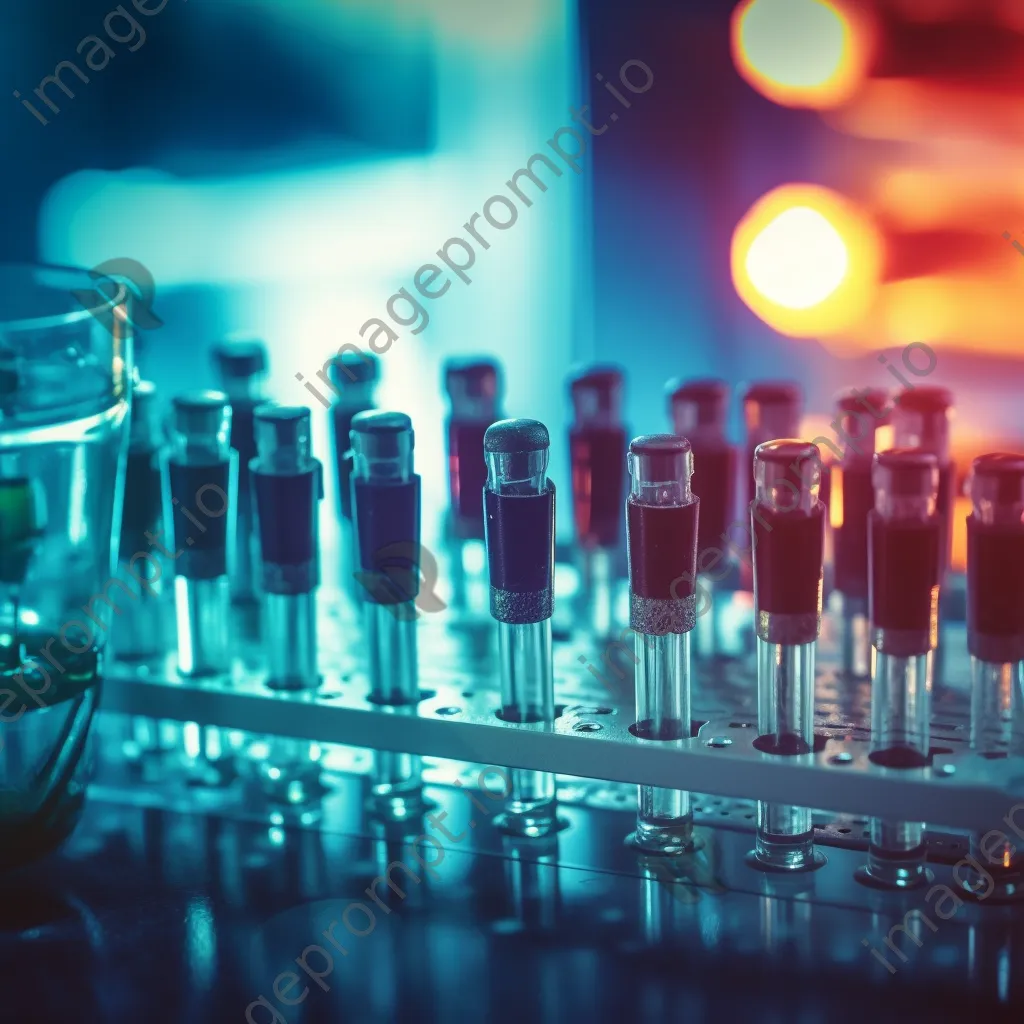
[436,706,462,717]
[705,736,732,749]
[573,722,602,733]
[729,722,753,729]
[829,752,854,766]
[630,720,687,741]
[838,827,851,834]
[495,704,567,724]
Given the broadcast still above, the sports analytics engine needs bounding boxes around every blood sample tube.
[252,406,323,690]
[668,379,736,656]
[251,405,325,803]
[163,391,237,677]
[569,366,628,639]
[749,440,826,872]
[350,411,425,817]
[113,380,165,661]
[831,387,892,679]
[966,454,1024,896]
[625,434,699,853]
[742,382,802,515]
[483,418,559,837]
[212,338,268,604]
[892,387,954,580]
[444,359,501,613]
[861,449,940,889]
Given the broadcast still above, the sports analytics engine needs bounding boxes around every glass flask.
[0,264,134,870]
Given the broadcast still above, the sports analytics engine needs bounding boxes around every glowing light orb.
[731,183,882,338]
[745,206,849,310]
[731,0,873,108]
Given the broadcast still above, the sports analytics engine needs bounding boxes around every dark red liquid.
[752,504,825,616]
[968,517,1024,641]
[570,427,627,548]
[448,420,489,539]
[627,499,698,599]
[691,443,735,554]
[833,462,874,599]
[869,514,940,632]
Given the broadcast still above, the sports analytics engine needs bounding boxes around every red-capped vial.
[569,365,627,639]
[892,386,955,579]
[742,381,802,511]
[831,387,892,677]
[625,434,699,854]
[749,440,825,873]
[966,453,1024,895]
[860,449,940,891]
[667,378,736,561]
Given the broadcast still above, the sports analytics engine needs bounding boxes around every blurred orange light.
[731,0,872,109]
[731,184,882,337]
[951,494,970,573]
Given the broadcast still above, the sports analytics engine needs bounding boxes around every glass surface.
[0,264,133,870]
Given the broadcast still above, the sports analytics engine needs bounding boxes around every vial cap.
[212,338,268,378]
[484,418,549,454]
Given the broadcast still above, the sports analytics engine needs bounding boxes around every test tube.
[252,406,323,690]
[163,390,237,677]
[349,411,425,818]
[569,366,628,640]
[625,434,699,853]
[668,379,736,656]
[483,418,559,838]
[831,387,892,679]
[444,359,501,613]
[113,380,165,661]
[251,405,324,804]
[212,338,268,604]
[749,440,826,872]
[966,454,1024,897]
[861,449,940,889]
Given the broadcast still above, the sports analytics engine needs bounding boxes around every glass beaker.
[0,264,134,871]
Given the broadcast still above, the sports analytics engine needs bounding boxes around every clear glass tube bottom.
[496,620,558,837]
[365,602,424,819]
[631,630,693,854]
[752,639,821,871]
[863,650,932,888]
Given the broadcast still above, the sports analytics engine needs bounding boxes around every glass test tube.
[749,441,826,872]
[350,411,424,819]
[444,359,501,615]
[966,453,1024,897]
[163,391,236,678]
[831,387,891,679]
[251,405,324,804]
[668,378,736,658]
[212,338,268,604]
[483,418,559,838]
[625,434,699,853]
[252,406,322,689]
[569,366,627,640]
[862,449,940,889]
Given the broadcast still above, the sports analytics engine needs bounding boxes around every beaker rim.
[0,262,131,335]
